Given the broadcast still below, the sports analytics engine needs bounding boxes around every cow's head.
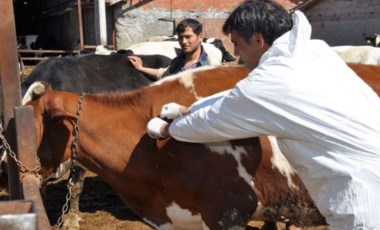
[26,82,78,181]
[203,38,236,62]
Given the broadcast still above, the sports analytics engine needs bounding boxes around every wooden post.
[0,0,22,200]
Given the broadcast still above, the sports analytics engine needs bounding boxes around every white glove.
[159,102,183,119]
[146,117,168,139]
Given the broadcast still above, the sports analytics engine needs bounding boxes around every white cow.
[332,46,380,65]
[127,41,223,66]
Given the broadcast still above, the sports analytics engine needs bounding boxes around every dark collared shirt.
[163,45,209,77]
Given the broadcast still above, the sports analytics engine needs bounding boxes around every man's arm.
[128,56,166,80]
[167,85,272,143]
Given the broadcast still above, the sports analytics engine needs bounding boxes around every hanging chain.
[0,127,41,180]
[57,92,85,229]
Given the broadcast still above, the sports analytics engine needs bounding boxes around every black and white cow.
[203,37,236,62]
[365,33,380,47]
[21,52,172,102]
[17,35,39,50]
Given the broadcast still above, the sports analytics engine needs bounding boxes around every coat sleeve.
[168,80,275,143]
[157,67,170,79]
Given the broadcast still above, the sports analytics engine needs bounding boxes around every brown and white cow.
[25,65,327,229]
[25,63,380,229]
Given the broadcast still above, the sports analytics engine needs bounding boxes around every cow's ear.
[49,108,77,121]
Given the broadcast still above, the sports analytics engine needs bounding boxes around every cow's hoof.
[62,213,82,230]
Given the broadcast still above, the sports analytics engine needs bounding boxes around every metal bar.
[14,106,38,176]
[111,6,117,50]
[0,0,22,200]
[77,0,84,51]
[0,200,33,215]
[0,200,37,230]
[22,175,51,230]
[18,49,78,54]
[95,0,108,45]
[20,58,49,61]
[15,106,51,229]
[20,58,48,61]
[83,44,115,49]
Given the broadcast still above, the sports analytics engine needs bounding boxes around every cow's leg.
[62,166,86,230]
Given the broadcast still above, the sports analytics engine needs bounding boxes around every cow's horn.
[33,84,46,96]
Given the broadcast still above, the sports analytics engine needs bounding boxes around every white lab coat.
[169,11,380,229]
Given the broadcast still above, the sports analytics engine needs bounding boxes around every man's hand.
[160,102,190,119]
[160,103,182,119]
[147,117,169,139]
[128,56,143,71]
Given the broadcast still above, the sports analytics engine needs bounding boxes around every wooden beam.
[0,0,22,200]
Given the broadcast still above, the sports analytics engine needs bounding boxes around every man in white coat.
[147,0,380,228]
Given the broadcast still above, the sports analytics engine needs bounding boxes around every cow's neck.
[146,65,250,113]
[66,91,151,178]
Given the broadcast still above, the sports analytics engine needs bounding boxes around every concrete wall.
[305,0,380,46]
[113,0,243,53]
[113,0,379,52]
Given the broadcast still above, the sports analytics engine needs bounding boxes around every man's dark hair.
[223,0,293,45]
[176,18,203,35]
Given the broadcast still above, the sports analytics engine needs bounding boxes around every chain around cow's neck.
[70,92,85,179]
[57,92,85,228]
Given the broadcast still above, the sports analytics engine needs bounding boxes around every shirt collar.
[178,45,209,67]
[199,45,209,65]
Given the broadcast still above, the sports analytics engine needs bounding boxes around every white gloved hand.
[159,102,183,119]
[146,117,168,139]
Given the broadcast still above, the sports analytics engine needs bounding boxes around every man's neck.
[185,46,202,62]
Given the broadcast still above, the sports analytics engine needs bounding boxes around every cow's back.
[348,63,380,94]
[21,53,172,96]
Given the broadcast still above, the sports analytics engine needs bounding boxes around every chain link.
[0,127,42,181]
[57,92,85,229]
[57,184,73,227]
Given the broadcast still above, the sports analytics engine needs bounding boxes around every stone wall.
[113,0,378,53]
[113,0,242,52]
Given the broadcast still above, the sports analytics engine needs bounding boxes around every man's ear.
[199,32,204,41]
[252,33,266,48]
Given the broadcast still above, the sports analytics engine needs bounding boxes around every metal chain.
[0,127,41,179]
[57,92,85,229]
[57,183,73,228]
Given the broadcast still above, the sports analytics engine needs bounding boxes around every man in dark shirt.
[128,18,219,80]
